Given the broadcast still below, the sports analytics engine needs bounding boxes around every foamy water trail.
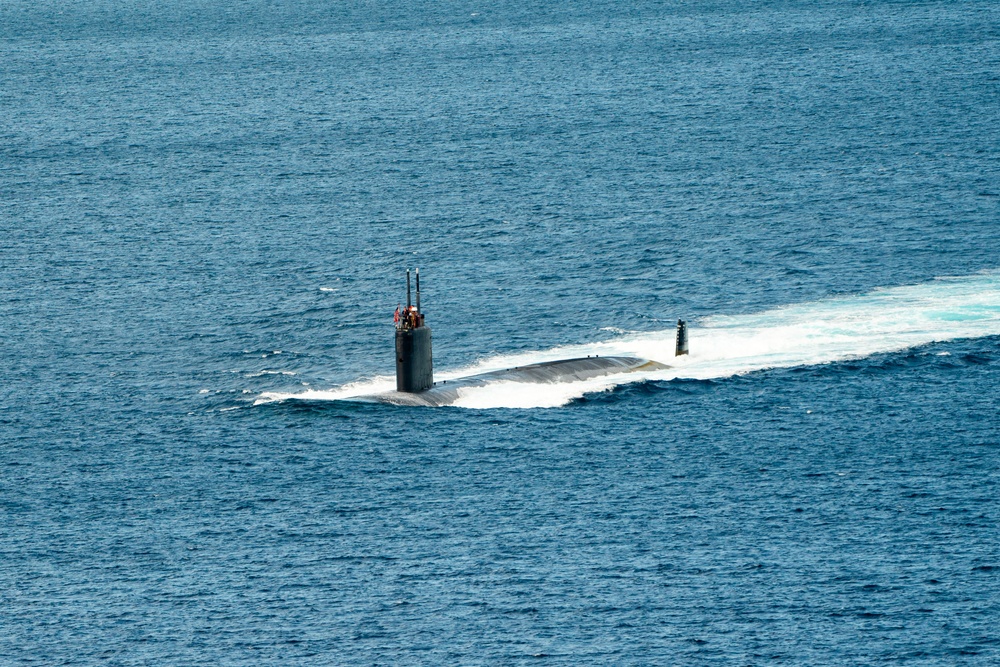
[257,272,1000,409]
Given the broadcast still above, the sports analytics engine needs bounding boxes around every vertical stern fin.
[675,319,688,356]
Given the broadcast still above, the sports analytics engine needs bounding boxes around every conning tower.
[395,269,433,393]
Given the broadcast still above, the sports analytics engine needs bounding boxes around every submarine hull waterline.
[364,356,669,407]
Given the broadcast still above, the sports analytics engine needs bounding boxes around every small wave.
[255,376,397,405]
[245,370,298,378]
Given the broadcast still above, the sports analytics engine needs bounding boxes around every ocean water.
[3,0,1000,664]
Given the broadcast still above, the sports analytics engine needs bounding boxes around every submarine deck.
[376,355,668,407]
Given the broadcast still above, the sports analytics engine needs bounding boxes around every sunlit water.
[3,1,1000,664]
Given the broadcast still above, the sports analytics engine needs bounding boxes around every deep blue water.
[3,0,1000,663]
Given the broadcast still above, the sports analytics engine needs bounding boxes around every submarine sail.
[395,268,433,392]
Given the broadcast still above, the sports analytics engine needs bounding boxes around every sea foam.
[258,272,1000,409]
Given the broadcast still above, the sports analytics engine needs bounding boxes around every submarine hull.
[372,355,668,407]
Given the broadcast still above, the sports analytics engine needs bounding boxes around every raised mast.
[406,269,412,309]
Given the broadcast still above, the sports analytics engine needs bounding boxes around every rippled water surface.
[3,1,1000,664]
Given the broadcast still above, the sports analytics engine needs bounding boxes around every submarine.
[364,269,687,407]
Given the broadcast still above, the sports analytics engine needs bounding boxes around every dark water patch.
[960,352,994,366]
[252,400,358,418]
[581,377,717,405]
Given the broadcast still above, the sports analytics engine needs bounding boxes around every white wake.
[256,271,1000,409]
